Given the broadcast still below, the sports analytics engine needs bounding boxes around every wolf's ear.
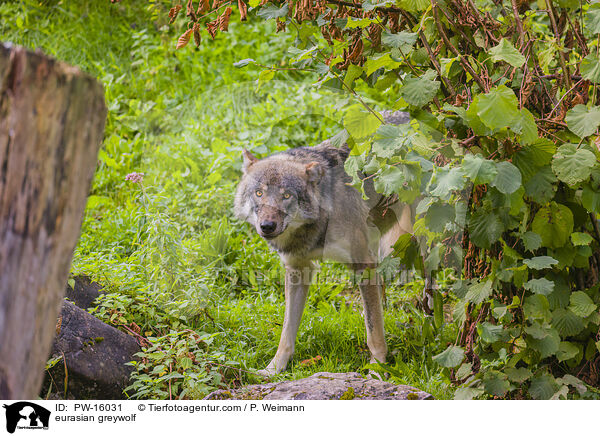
[242,149,259,173]
[305,161,323,183]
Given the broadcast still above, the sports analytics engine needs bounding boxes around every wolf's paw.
[256,367,278,378]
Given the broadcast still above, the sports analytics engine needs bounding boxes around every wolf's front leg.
[357,270,388,365]
[258,262,314,376]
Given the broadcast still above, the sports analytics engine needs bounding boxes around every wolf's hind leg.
[258,262,314,376]
[357,269,388,365]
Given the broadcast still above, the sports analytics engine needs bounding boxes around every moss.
[406,392,419,400]
[94,337,104,343]
[339,387,355,400]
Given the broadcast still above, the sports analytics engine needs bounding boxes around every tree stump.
[0,43,107,399]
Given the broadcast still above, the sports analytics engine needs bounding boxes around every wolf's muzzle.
[260,220,277,235]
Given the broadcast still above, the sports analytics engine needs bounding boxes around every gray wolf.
[234,112,414,375]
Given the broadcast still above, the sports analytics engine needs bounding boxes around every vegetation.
[3,0,600,399]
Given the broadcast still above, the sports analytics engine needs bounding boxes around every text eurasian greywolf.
[234,111,413,375]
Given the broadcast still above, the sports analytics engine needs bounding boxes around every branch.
[545,0,573,90]
[398,9,457,96]
[418,30,457,96]
[431,0,488,92]
[324,0,404,14]
[510,0,525,46]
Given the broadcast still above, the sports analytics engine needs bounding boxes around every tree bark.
[0,43,107,399]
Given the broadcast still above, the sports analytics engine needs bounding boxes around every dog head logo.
[3,402,50,433]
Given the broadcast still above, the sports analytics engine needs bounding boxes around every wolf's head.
[234,149,323,242]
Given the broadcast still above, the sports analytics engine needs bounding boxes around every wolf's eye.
[283,192,291,199]
[255,189,263,197]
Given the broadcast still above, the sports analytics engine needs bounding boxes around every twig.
[315,49,385,124]
[324,0,403,14]
[510,0,525,48]
[538,118,568,127]
[545,0,573,90]
[61,351,68,399]
[419,30,457,96]
[253,61,316,73]
[590,213,600,243]
[437,5,479,51]
[395,8,456,96]
[168,362,173,400]
[431,0,488,92]
[548,78,584,118]
[120,323,152,347]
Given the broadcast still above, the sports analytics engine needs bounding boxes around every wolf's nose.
[260,221,277,234]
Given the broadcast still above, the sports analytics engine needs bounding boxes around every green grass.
[1,0,455,400]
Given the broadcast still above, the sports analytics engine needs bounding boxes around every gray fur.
[233,112,413,375]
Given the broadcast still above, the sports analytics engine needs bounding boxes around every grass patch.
[2,0,455,399]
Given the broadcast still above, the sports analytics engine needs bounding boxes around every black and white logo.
[3,402,50,433]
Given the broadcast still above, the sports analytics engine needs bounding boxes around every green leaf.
[381,31,418,52]
[571,232,593,246]
[505,367,532,383]
[514,140,556,177]
[524,278,555,296]
[531,202,574,248]
[529,374,558,400]
[483,372,510,397]
[568,291,597,317]
[488,38,526,68]
[585,3,600,35]
[523,294,551,321]
[465,280,493,304]
[425,202,455,233]
[233,58,255,67]
[581,52,600,84]
[433,345,465,368]
[524,166,557,203]
[522,231,542,251]
[374,166,405,196]
[343,64,364,87]
[256,3,289,19]
[344,17,375,29]
[400,70,440,107]
[552,308,585,337]
[551,143,596,186]
[364,53,400,76]
[344,105,382,139]
[528,327,559,358]
[469,209,503,249]
[510,108,539,144]
[477,85,520,130]
[491,161,522,194]
[429,167,466,197]
[565,105,600,138]
[398,0,429,12]
[523,256,558,270]
[582,185,600,213]
[462,154,497,185]
[478,322,504,343]
[525,323,550,339]
[557,341,580,362]
[454,385,484,400]
[371,124,409,158]
[560,374,587,395]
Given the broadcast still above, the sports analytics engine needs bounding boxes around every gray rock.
[64,275,103,310]
[41,301,140,399]
[205,372,433,400]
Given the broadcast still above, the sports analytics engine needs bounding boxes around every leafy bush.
[172,0,600,398]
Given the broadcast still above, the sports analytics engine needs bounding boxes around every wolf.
[233,111,414,376]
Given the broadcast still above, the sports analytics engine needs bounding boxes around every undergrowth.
[1,0,455,399]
